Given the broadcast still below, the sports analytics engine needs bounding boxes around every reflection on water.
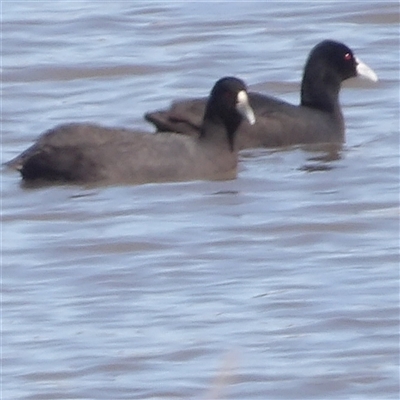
[297,143,343,172]
[2,1,399,400]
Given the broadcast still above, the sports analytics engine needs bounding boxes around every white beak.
[355,57,378,82]
[236,90,256,125]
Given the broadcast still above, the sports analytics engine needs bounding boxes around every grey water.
[2,1,399,399]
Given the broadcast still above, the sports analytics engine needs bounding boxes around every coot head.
[207,77,255,123]
[202,76,255,150]
[306,40,377,82]
[301,40,378,111]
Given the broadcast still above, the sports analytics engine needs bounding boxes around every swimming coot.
[145,40,378,149]
[7,77,255,186]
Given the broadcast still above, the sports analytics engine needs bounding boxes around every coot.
[7,77,255,186]
[145,40,378,149]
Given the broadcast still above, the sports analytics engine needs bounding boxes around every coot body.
[7,77,255,186]
[145,40,378,149]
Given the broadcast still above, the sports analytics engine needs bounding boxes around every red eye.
[344,52,352,61]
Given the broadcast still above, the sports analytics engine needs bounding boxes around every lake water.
[2,1,399,399]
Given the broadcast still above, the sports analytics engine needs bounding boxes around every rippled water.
[2,1,399,399]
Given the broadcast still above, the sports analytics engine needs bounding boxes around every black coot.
[7,77,255,186]
[145,40,378,149]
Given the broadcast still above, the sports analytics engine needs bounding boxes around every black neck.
[200,104,240,152]
[300,61,342,114]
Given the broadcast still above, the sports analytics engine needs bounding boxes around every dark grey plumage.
[145,40,378,149]
[6,77,255,186]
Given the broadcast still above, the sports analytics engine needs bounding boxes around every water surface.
[2,1,399,399]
